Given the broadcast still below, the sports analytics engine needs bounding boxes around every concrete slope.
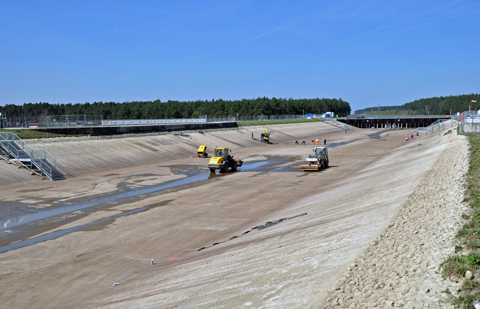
[0,122,340,184]
[0,125,463,308]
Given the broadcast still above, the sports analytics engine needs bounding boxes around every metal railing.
[0,132,66,180]
[408,118,459,136]
[1,113,337,129]
[459,111,480,134]
[32,149,67,178]
[0,133,52,178]
[323,118,354,131]
[237,114,309,121]
[1,114,103,129]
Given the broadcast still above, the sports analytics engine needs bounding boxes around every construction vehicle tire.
[321,160,325,170]
[232,161,237,171]
[325,160,329,168]
[222,164,228,173]
[209,168,216,173]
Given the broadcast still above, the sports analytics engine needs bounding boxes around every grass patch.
[237,118,322,127]
[441,255,467,278]
[458,229,469,237]
[440,133,480,307]
[466,254,480,266]
[0,129,85,139]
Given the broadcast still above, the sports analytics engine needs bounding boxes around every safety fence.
[237,114,313,121]
[2,114,326,129]
[459,111,480,134]
[1,115,103,128]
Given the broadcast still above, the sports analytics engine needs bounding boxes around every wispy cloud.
[239,25,290,43]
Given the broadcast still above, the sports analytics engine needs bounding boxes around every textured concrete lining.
[0,122,338,184]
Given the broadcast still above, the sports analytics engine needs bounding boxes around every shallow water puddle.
[0,160,273,232]
[0,205,155,253]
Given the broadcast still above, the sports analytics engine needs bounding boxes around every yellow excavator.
[261,128,270,144]
[208,147,244,173]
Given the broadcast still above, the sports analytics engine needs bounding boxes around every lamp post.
[303,110,304,119]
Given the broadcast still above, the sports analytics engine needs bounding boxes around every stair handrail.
[0,134,53,178]
[0,132,56,180]
[29,150,53,179]
[32,149,67,177]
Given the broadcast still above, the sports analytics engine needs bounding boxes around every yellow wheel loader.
[301,147,329,171]
[197,145,208,157]
[208,147,243,173]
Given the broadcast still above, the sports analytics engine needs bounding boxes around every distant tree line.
[0,97,351,120]
[355,94,480,115]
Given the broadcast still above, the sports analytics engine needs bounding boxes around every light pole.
[303,110,304,119]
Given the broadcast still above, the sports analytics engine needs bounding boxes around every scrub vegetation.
[440,133,480,308]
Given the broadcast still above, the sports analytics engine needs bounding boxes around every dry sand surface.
[0,122,468,308]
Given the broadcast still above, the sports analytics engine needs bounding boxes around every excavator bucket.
[301,164,320,171]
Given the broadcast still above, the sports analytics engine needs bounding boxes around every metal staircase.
[0,132,67,181]
[323,119,354,131]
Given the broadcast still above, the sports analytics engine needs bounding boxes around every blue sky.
[1,1,479,112]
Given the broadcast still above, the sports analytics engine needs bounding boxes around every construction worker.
[405,137,408,141]
[316,139,320,145]
[324,138,326,145]
[416,132,419,137]
[410,133,413,139]
[295,141,299,145]
[311,140,315,144]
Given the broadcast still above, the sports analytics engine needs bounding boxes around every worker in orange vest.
[324,138,326,145]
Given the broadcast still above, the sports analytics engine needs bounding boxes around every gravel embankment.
[322,136,469,308]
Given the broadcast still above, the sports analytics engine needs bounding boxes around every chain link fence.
[237,114,311,121]
[1,115,103,128]
[1,114,322,129]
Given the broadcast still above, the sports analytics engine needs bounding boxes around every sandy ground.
[0,122,466,308]
[322,133,468,308]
